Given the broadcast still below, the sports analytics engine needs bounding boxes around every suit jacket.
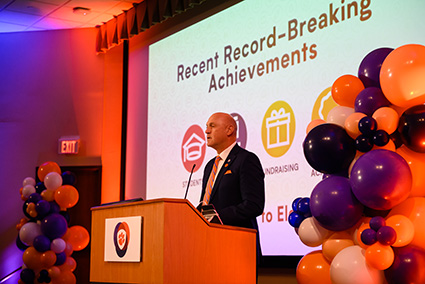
[200,144,265,230]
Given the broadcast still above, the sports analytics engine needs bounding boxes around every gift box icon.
[266,108,290,149]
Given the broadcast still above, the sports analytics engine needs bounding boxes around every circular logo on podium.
[114,222,130,257]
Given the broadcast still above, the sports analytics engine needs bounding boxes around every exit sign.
[58,136,80,154]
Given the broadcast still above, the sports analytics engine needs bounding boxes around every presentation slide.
[145,0,425,256]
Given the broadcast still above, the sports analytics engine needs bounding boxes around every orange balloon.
[40,250,57,269]
[344,112,367,139]
[365,243,394,270]
[332,74,365,107]
[391,104,410,117]
[385,214,414,247]
[37,161,61,182]
[380,44,425,108]
[58,256,77,272]
[396,145,425,197]
[41,189,56,202]
[22,246,43,270]
[48,266,61,279]
[54,185,79,209]
[307,119,326,134]
[52,270,76,284]
[388,197,425,250]
[64,241,74,256]
[372,107,399,134]
[322,231,354,262]
[63,225,90,251]
[296,250,332,284]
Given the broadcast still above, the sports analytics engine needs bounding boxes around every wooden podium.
[90,198,257,283]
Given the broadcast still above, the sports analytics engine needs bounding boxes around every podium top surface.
[91,197,256,233]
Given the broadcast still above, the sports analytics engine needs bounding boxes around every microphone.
[184,164,196,199]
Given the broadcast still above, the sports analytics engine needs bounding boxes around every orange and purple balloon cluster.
[295,44,425,284]
[16,161,89,284]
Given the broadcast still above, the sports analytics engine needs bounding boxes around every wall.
[0,27,104,281]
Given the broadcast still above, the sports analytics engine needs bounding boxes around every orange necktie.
[203,156,221,205]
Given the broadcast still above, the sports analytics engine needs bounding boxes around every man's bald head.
[205,112,237,153]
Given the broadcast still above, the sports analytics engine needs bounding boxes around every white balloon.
[22,185,36,198]
[22,177,36,187]
[326,106,355,128]
[330,245,385,284]
[51,238,66,253]
[19,222,42,246]
[44,172,63,190]
[298,217,330,247]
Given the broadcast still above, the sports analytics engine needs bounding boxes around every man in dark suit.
[199,112,265,263]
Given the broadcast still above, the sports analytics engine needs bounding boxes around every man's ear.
[226,125,235,136]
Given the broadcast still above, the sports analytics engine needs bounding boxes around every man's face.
[205,114,229,151]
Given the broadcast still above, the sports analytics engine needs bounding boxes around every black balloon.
[35,182,46,194]
[373,130,390,146]
[358,116,377,137]
[61,171,76,185]
[16,235,29,251]
[398,104,425,153]
[355,134,373,152]
[303,123,356,174]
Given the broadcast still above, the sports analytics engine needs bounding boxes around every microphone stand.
[184,164,196,199]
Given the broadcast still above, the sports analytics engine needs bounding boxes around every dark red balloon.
[398,104,425,153]
[385,245,425,284]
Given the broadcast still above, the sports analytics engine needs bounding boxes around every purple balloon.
[28,193,42,204]
[354,87,391,115]
[310,176,364,231]
[358,47,394,88]
[377,226,397,246]
[40,213,68,240]
[350,149,412,210]
[385,245,425,284]
[369,216,386,231]
[55,252,67,266]
[33,235,51,252]
[361,228,377,245]
[35,200,51,218]
[398,104,425,153]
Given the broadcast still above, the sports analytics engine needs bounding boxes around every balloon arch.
[291,44,425,284]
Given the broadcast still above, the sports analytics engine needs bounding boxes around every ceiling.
[0,0,142,33]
